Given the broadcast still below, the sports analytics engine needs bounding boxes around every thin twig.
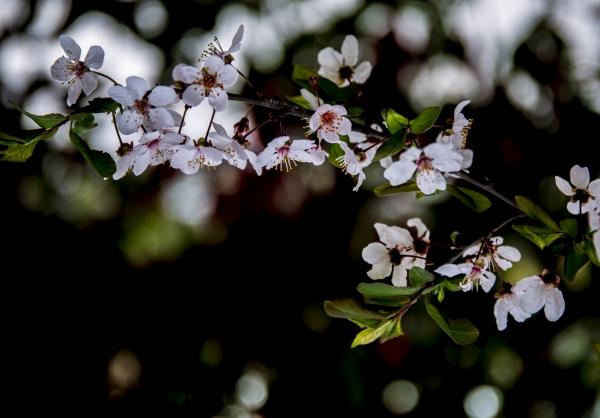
[455,171,520,211]
[179,105,189,134]
[111,111,123,146]
[92,71,119,86]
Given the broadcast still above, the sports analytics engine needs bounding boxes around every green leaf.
[292,64,318,90]
[512,224,565,250]
[373,131,406,161]
[424,296,479,345]
[69,130,116,178]
[409,106,441,134]
[515,195,560,231]
[381,108,409,134]
[319,77,350,102]
[436,286,445,303]
[69,113,97,137]
[287,95,313,110]
[374,181,420,196]
[409,267,434,287]
[78,97,120,113]
[450,231,460,245]
[447,185,492,213]
[351,319,402,348]
[584,236,600,267]
[327,143,344,168]
[324,298,385,321]
[357,282,417,306]
[563,243,589,281]
[13,104,67,129]
[559,218,578,239]
[0,128,57,162]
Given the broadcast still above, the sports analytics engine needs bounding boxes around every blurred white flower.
[318,35,372,87]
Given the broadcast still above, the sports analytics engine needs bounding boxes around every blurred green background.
[1,0,599,416]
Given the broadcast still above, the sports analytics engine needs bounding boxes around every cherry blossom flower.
[318,35,372,87]
[309,104,352,143]
[555,165,600,214]
[113,143,136,180]
[170,138,226,174]
[173,56,237,111]
[512,273,565,322]
[494,288,531,331]
[437,100,473,169]
[256,136,315,171]
[50,35,104,106]
[361,219,430,287]
[108,76,178,135]
[202,24,244,64]
[463,236,521,270]
[435,257,496,293]
[383,143,463,195]
[337,141,378,191]
[208,123,262,175]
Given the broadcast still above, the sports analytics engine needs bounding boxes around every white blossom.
[361,219,430,287]
[437,100,474,169]
[383,143,463,195]
[256,136,315,171]
[108,76,178,135]
[170,138,226,174]
[173,56,237,111]
[494,290,531,331]
[204,24,244,63]
[512,274,565,322]
[50,35,104,106]
[309,104,352,143]
[435,258,496,293]
[555,165,600,215]
[318,35,372,87]
[208,123,262,175]
[337,141,378,191]
[463,236,521,271]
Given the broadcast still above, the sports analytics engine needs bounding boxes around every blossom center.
[67,60,87,78]
[339,65,354,81]
[201,69,220,90]
[134,98,150,114]
[389,247,403,265]
[572,188,590,204]
[320,111,341,132]
[417,154,433,170]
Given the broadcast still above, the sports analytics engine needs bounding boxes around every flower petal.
[117,109,143,135]
[416,169,446,195]
[352,61,372,84]
[80,72,98,96]
[362,242,388,264]
[367,261,392,280]
[148,108,175,130]
[384,161,417,186]
[126,76,149,100]
[66,80,82,106]
[497,245,521,262]
[208,90,228,112]
[182,85,204,107]
[480,270,496,293]
[204,55,224,74]
[172,64,200,84]
[341,35,359,66]
[108,85,136,107]
[543,286,565,322]
[588,179,600,198]
[555,176,575,196]
[435,264,462,277]
[567,200,584,215]
[317,47,343,70]
[570,165,589,188]
[50,57,73,81]
[513,276,545,314]
[84,45,104,69]
[391,265,408,287]
[132,149,151,176]
[374,223,413,248]
[494,298,509,331]
[148,86,177,107]
[59,35,81,60]
[219,64,238,87]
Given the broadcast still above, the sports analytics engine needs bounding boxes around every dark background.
[1,0,599,417]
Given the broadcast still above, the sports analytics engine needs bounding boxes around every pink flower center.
[320,111,341,132]
[68,60,87,78]
[417,154,433,170]
[134,98,150,114]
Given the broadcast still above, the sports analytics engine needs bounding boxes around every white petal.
[406,218,429,239]
[352,61,372,84]
[416,169,446,195]
[555,176,575,196]
[309,111,321,131]
[494,257,513,271]
[497,245,521,262]
[148,108,175,130]
[228,24,244,53]
[544,286,565,322]
[570,165,590,188]
[113,153,133,180]
[84,45,104,69]
[341,35,359,66]
[391,265,408,287]
[567,200,583,215]
[480,271,496,293]
[459,149,473,169]
[435,264,462,277]
[317,47,343,70]
[80,72,98,95]
[170,148,199,174]
[208,90,228,112]
[108,85,135,107]
[172,64,200,84]
[348,131,367,143]
[374,223,413,248]
[507,294,531,322]
[126,76,149,100]
[338,117,352,135]
[593,231,600,260]
[148,86,176,107]
[219,64,238,87]
[589,207,600,231]
[494,298,509,331]
[367,261,392,280]
[379,157,393,169]
[513,276,545,314]
[301,89,320,110]
[132,150,151,176]
[66,80,82,106]
[384,161,417,186]
[588,179,600,198]
[117,109,143,135]
[182,85,204,107]
[204,55,224,74]
[362,242,389,264]
[50,57,74,81]
[59,35,81,60]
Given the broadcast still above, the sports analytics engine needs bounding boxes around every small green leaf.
[69,113,97,137]
[78,97,120,113]
[381,108,409,134]
[357,282,417,306]
[450,231,460,245]
[69,130,116,178]
[327,143,344,168]
[584,236,600,267]
[563,243,589,281]
[437,286,445,303]
[13,104,67,129]
[287,95,313,110]
[424,296,479,345]
[512,224,565,250]
[409,267,434,287]
[351,320,399,348]
[409,106,441,134]
[319,77,350,102]
[374,181,420,196]
[447,185,492,213]
[324,298,385,321]
[515,195,560,231]
[373,132,406,161]
[559,218,578,239]
[379,319,404,343]
[0,128,57,162]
